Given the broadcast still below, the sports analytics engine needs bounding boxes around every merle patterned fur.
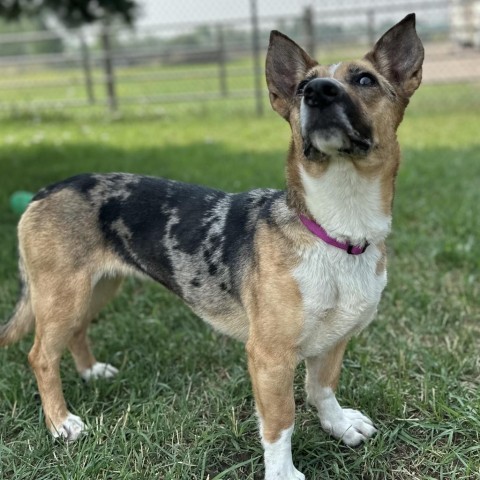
[33,173,289,332]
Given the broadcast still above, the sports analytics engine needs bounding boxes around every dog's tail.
[0,256,34,347]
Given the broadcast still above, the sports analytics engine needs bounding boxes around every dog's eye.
[355,73,377,87]
[296,80,310,96]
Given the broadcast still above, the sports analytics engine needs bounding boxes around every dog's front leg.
[247,340,304,480]
[305,340,377,446]
[244,224,305,478]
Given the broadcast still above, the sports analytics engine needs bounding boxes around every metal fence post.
[79,29,95,105]
[303,6,315,58]
[250,0,263,116]
[100,20,117,113]
[217,24,228,97]
[367,9,375,47]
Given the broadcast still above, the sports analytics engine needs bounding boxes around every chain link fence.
[0,0,479,115]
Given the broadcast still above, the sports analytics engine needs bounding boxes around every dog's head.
[266,14,424,162]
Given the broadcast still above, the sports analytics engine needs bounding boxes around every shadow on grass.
[1,140,478,201]
[2,141,479,254]
[0,140,287,222]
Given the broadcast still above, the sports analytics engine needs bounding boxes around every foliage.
[0,0,139,26]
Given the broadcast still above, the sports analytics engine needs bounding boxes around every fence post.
[100,20,117,113]
[79,29,95,105]
[217,24,228,97]
[367,9,375,47]
[303,6,315,58]
[250,0,263,116]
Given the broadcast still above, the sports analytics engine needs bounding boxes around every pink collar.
[299,214,369,255]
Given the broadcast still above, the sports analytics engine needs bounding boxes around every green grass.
[0,84,480,479]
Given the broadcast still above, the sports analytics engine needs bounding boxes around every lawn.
[0,83,479,479]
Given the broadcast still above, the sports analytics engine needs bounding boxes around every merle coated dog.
[1,14,423,479]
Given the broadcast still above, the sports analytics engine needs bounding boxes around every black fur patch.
[34,173,289,317]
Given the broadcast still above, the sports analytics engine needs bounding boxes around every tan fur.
[306,339,348,393]
[27,270,92,431]
[16,191,126,432]
[287,61,402,219]
[0,277,33,347]
[244,223,304,443]
[376,242,387,276]
[69,276,123,373]
[267,41,408,222]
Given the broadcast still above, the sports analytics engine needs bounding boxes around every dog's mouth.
[299,80,374,160]
[302,126,373,160]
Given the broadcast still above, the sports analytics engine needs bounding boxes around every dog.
[1,14,423,479]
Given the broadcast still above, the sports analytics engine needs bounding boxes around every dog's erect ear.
[365,13,424,98]
[266,31,318,119]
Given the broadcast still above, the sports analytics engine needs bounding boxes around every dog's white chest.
[293,242,387,358]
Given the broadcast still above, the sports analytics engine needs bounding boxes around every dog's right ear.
[266,31,318,119]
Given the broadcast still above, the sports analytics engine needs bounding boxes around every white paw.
[265,465,305,480]
[321,408,377,446]
[50,413,86,441]
[263,424,305,480]
[81,362,118,381]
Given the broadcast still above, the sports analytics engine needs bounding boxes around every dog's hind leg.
[68,275,123,381]
[305,339,377,446]
[28,271,92,441]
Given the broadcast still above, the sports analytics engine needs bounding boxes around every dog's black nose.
[304,79,343,107]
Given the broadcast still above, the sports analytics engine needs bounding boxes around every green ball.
[9,191,34,215]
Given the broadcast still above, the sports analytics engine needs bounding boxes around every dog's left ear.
[266,31,318,119]
[365,13,424,98]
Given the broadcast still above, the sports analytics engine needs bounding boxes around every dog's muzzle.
[300,78,373,159]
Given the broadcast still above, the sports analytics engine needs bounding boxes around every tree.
[0,0,139,26]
